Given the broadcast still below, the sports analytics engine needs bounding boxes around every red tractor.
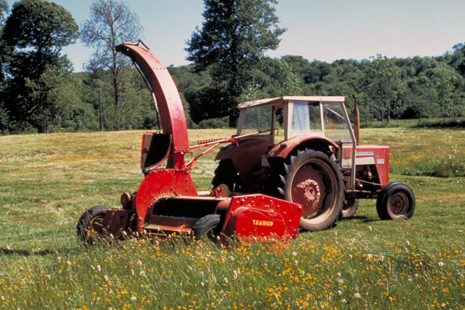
[77,41,415,245]
[212,96,415,231]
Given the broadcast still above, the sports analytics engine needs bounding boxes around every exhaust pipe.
[353,96,360,146]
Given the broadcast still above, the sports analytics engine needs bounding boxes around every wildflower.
[67,261,72,266]
[6,246,10,251]
[131,269,134,276]
[337,273,341,277]
[91,265,95,271]
[342,299,347,303]
[292,252,298,256]
[104,275,109,282]
[224,278,229,284]
[406,240,410,246]
[233,270,238,279]
[201,282,205,287]
[131,296,137,301]
[368,226,372,231]
[97,265,101,272]
[140,271,146,276]
[439,262,444,266]
[354,293,360,298]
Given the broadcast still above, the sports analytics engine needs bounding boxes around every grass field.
[1,128,465,309]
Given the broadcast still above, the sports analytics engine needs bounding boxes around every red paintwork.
[290,165,325,217]
[104,208,132,237]
[116,43,189,168]
[220,195,303,244]
[267,135,339,159]
[357,145,390,186]
[342,145,390,186]
[135,169,198,230]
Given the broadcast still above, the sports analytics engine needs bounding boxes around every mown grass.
[1,128,465,309]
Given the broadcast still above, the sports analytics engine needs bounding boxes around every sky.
[5,0,465,72]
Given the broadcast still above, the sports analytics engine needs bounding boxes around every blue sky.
[5,0,465,72]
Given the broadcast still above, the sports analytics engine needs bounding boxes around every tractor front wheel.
[193,214,221,242]
[342,198,359,218]
[376,183,415,220]
[280,150,344,231]
[77,206,109,245]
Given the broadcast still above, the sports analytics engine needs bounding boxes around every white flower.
[292,252,297,256]
[131,296,137,301]
[439,262,444,266]
[354,293,361,298]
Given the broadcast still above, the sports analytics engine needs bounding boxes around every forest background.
[1,0,465,135]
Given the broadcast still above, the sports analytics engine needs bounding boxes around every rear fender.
[216,139,275,175]
[267,136,339,160]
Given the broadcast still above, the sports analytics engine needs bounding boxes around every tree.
[0,0,7,36]
[365,55,401,123]
[186,0,285,125]
[1,0,78,133]
[435,68,463,121]
[269,59,302,97]
[81,0,143,130]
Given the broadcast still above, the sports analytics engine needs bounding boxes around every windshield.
[322,103,353,142]
[240,106,274,135]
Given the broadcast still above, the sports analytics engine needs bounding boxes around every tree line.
[1,0,464,135]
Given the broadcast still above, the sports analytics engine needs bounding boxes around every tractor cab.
[232,96,357,190]
[237,96,354,143]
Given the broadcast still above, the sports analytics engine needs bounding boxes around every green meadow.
[0,128,464,309]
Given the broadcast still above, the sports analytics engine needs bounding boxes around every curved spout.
[116,42,189,155]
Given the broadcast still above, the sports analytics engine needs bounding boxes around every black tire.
[211,159,241,192]
[342,198,359,218]
[77,206,109,245]
[376,183,415,220]
[280,150,344,231]
[192,214,221,241]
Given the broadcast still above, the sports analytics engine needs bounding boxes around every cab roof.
[237,96,346,109]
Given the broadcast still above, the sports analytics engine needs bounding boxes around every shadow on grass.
[0,247,78,256]
[340,216,378,223]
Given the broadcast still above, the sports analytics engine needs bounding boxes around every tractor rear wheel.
[376,183,415,220]
[212,159,241,193]
[77,206,109,245]
[193,214,221,242]
[342,198,359,218]
[280,150,344,231]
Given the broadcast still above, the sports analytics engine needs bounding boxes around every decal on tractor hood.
[356,151,374,156]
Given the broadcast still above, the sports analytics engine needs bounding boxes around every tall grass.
[1,128,465,309]
[390,132,465,177]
